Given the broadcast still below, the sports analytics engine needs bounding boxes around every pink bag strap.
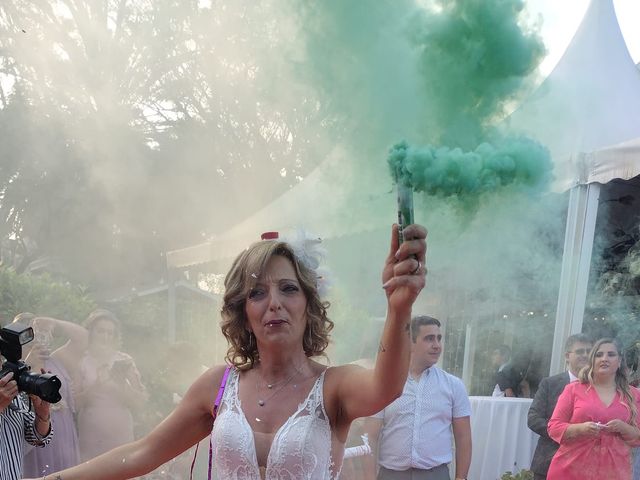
[213,366,231,414]
[189,365,231,480]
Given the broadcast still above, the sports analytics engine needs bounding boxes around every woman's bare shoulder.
[185,364,233,409]
[202,364,231,380]
[325,362,367,375]
[322,363,368,390]
[321,363,373,433]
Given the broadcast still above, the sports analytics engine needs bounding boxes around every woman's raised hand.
[382,224,427,314]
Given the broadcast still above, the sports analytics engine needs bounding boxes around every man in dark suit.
[527,333,592,480]
[491,345,523,397]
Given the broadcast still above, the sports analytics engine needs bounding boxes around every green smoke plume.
[388,136,552,197]
[388,0,550,201]
[281,0,569,383]
[410,0,545,147]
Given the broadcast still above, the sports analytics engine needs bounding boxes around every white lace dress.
[211,368,343,479]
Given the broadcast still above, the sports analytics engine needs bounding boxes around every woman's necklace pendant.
[255,364,304,408]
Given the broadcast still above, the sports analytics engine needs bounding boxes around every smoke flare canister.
[396,182,414,245]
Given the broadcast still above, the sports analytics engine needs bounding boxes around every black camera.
[0,323,62,403]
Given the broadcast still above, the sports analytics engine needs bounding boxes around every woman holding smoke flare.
[26,223,427,480]
[547,338,640,480]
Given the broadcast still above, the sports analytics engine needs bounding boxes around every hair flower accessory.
[280,228,331,298]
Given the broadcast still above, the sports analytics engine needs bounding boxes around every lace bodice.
[211,368,342,479]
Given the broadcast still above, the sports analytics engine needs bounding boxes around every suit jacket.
[527,371,571,476]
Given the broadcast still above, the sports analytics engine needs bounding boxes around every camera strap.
[190,365,231,480]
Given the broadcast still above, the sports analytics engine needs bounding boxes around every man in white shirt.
[364,315,472,480]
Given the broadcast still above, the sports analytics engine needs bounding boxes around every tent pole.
[550,182,601,375]
[462,321,475,391]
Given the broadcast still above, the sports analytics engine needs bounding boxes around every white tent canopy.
[506,0,640,191]
[573,137,640,186]
[504,0,640,374]
[166,147,395,268]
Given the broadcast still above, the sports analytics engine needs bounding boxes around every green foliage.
[0,267,95,324]
[584,189,640,364]
[0,0,327,291]
[501,469,533,480]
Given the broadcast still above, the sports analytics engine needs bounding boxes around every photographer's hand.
[0,372,18,411]
[30,369,52,436]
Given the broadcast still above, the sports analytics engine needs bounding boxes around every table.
[468,396,539,480]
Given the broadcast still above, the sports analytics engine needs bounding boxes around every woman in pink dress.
[547,338,640,480]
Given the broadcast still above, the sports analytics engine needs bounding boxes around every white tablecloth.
[468,396,539,480]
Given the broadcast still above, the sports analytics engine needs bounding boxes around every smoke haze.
[2,0,636,443]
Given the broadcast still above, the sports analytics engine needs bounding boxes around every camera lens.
[18,371,62,403]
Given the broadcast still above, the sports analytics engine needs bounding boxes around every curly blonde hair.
[221,240,333,370]
[579,338,637,426]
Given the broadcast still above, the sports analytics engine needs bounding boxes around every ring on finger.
[411,261,421,275]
